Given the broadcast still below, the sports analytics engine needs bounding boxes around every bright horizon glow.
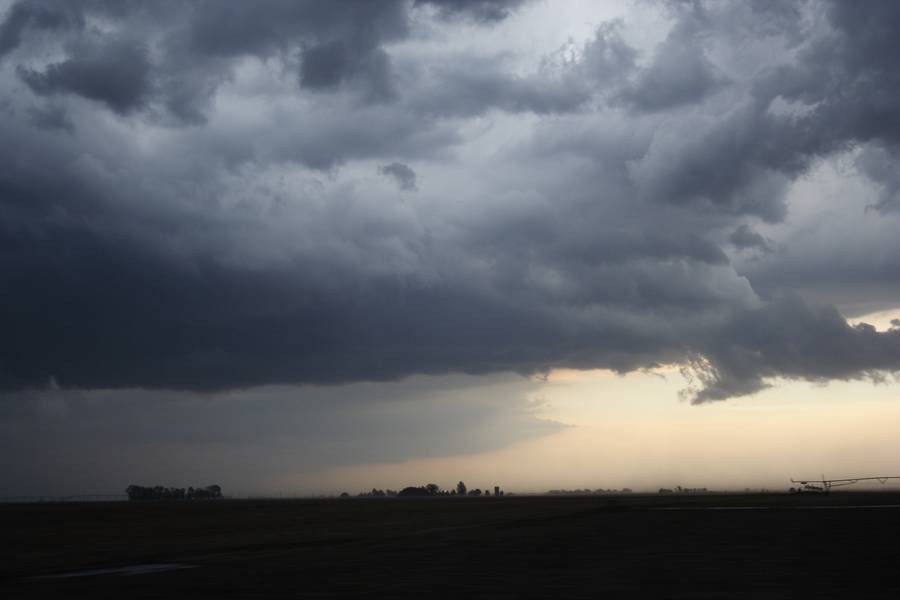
[286,306,900,497]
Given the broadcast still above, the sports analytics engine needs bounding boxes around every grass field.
[5,492,900,598]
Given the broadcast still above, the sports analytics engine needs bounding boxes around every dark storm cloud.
[184,0,409,58]
[25,103,72,132]
[400,22,635,119]
[301,40,354,90]
[0,1,405,121]
[406,58,591,117]
[300,42,395,102]
[381,162,417,191]
[185,0,409,102]
[0,0,529,122]
[686,295,900,402]
[579,20,637,86]
[620,0,900,221]
[618,16,726,112]
[416,0,527,23]
[2,0,900,405]
[0,0,80,57]
[0,142,724,393]
[856,145,900,213]
[18,38,153,114]
[728,225,770,253]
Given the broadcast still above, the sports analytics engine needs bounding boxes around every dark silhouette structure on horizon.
[126,484,223,501]
[342,481,505,498]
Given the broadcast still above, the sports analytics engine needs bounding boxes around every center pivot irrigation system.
[790,475,900,493]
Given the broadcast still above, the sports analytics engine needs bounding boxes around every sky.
[2,0,900,497]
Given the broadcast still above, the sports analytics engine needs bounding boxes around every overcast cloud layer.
[2,0,900,407]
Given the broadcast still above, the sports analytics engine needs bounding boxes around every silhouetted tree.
[456,481,467,496]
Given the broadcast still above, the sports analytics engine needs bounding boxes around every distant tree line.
[657,486,708,495]
[126,484,223,501]
[341,482,504,498]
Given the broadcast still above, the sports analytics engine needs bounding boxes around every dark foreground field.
[4,492,900,598]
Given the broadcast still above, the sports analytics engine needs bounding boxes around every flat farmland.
[4,492,900,598]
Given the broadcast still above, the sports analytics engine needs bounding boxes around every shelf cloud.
[2,0,900,405]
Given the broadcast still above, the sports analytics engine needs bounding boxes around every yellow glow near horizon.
[287,307,900,496]
[303,373,900,495]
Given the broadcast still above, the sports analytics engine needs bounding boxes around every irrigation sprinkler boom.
[790,475,900,493]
